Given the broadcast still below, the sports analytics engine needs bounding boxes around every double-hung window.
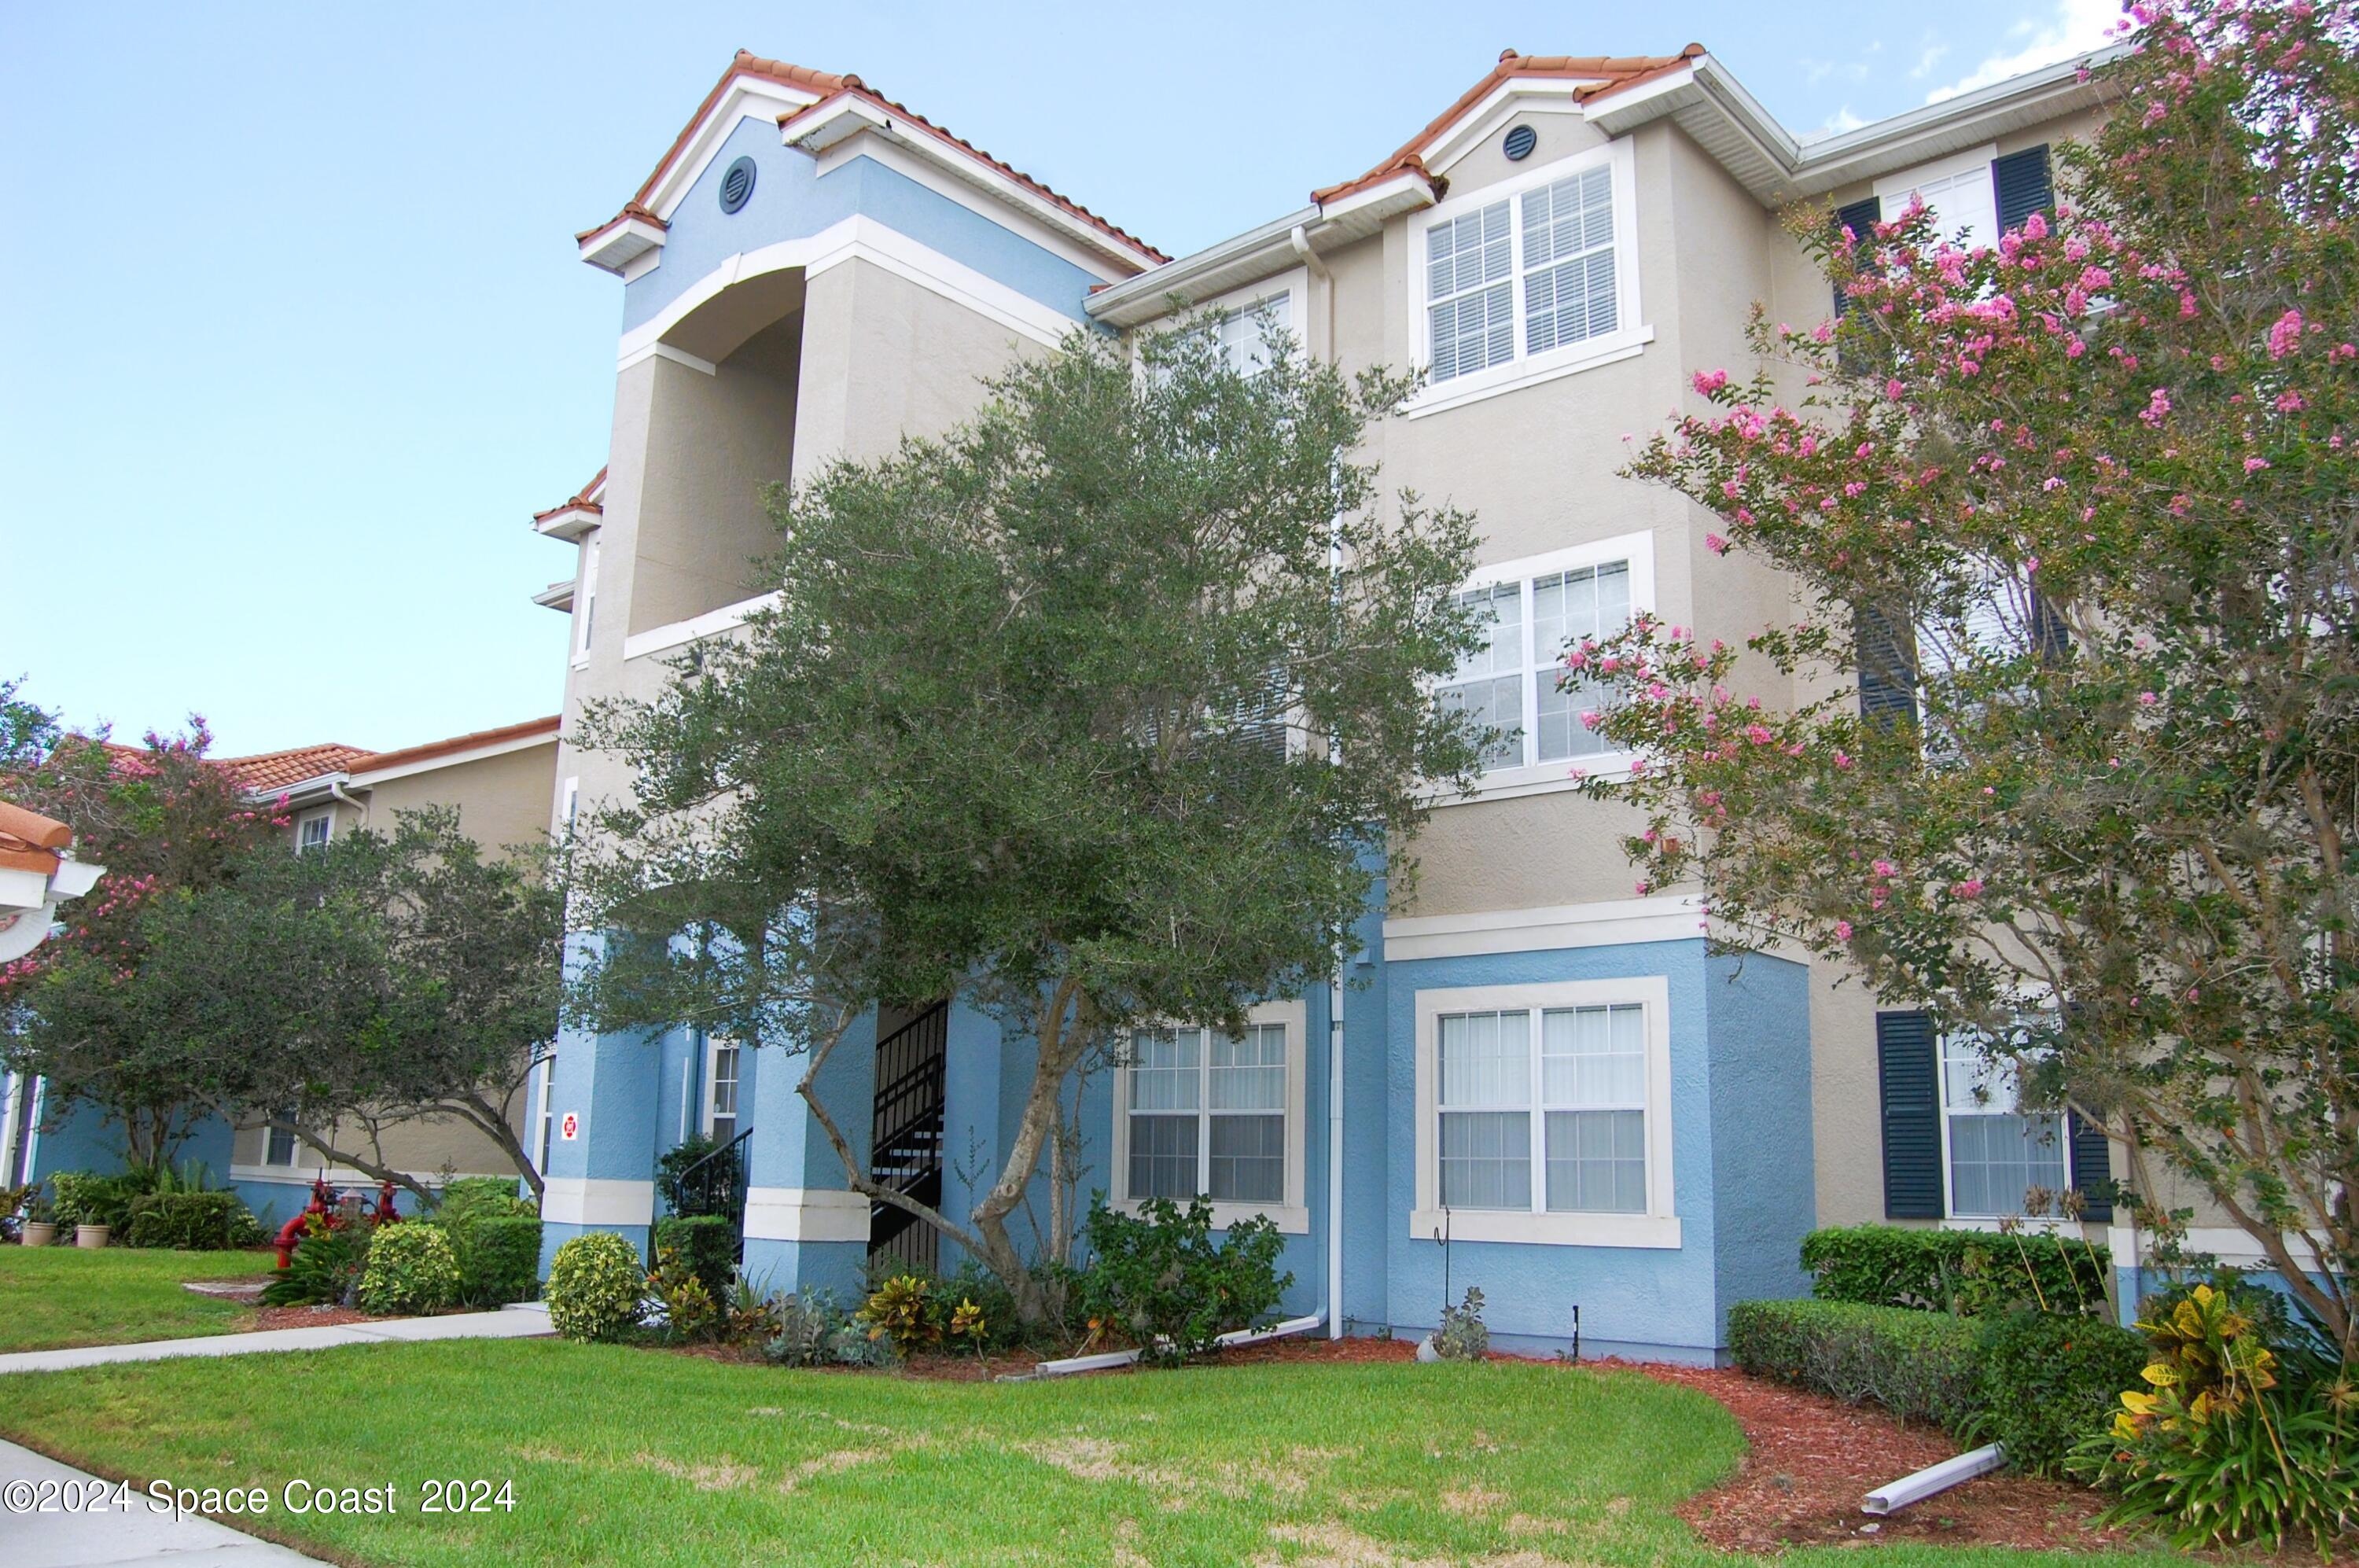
[1440,540,1642,780]
[1419,143,1638,399]
[1414,978,1676,1247]
[1437,1004,1647,1213]
[1114,1002,1305,1230]
[263,1107,299,1168]
[1940,1034,2066,1218]
[1210,293,1290,375]
[703,1036,741,1144]
[296,812,332,853]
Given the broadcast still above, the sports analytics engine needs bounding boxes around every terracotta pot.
[74,1224,109,1250]
[20,1221,56,1247]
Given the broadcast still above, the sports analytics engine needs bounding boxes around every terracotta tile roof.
[214,743,375,795]
[1312,46,1703,204]
[580,51,1165,264]
[0,799,70,878]
[776,83,1168,263]
[533,465,607,525]
[354,716,560,777]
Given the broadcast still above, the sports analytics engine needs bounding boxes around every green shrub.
[1080,1196,1292,1365]
[1974,1310,2151,1475]
[651,1214,736,1303]
[544,1231,646,1342]
[440,1214,542,1306]
[1434,1286,1489,1361]
[858,1274,943,1356]
[123,1191,265,1250]
[763,1288,890,1367]
[1800,1224,2111,1317]
[2070,1283,2358,1551]
[434,1176,535,1224]
[259,1217,374,1307]
[357,1223,460,1315]
[49,1171,134,1232]
[1728,1298,1983,1429]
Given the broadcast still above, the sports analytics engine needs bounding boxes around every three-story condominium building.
[532,43,2127,1358]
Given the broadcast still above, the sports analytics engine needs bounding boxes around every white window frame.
[701,1034,742,1143]
[533,1050,557,1174]
[1937,1029,2069,1222]
[1412,977,1678,1248]
[263,1107,300,1169]
[1439,532,1656,804]
[1110,997,1308,1234]
[572,536,600,668]
[1402,138,1651,419]
[1873,145,2000,254]
[558,776,580,837]
[295,810,333,853]
[1136,268,1311,370]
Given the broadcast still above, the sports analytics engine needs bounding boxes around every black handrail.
[672,1124,754,1233]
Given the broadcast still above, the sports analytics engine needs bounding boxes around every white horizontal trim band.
[1384,896,1706,961]
[542,1176,655,1228]
[743,1186,870,1243]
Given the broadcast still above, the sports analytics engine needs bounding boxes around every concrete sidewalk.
[2,1438,326,1566]
[0,1303,553,1377]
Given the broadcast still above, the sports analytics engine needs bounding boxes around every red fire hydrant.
[271,1176,338,1269]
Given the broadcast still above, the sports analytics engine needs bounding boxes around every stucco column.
[538,936,664,1270]
[739,1009,876,1298]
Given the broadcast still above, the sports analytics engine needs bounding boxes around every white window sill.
[1411,1207,1680,1249]
[1404,327,1654,421]
[1110,1198,1309,1236]
[1435,751,1640,807]
[1940,1215,2084,1235]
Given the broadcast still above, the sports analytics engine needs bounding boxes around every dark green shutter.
[1993,145,2054,232]
[1857,603,1919,727]
[2029,588,2071,661]
[1878,1010,1944,1219]
[1832,196,1882,318]
[2068,1111,2114,1221]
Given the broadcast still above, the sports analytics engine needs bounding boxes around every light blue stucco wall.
[1374,939,1816,1362]
[617,117,1106,335]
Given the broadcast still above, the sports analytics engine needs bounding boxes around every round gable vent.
[719,156,757,215]
[1503,125,1538,162]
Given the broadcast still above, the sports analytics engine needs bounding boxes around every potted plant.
[20,1187,57,1248]
[75,1211,110,1250]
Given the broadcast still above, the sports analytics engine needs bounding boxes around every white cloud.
[1799,106,1869,145]
[1910,39,1952,80]
[1924,0,2124,102]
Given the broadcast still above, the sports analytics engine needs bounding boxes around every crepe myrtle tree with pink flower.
[1574,1,2359,1351]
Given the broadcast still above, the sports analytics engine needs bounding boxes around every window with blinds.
[1437,1003,1648,1215]
[1426,160,1622,385]
[1441,561,1633,772]
[1125,1023,1288,1205]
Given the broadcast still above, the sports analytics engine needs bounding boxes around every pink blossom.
[1834,750,1853,771]
[2138,691,2158,706]
[2245,456,2272,473]
[1884,377,1906,400]
[1834,920,1854,942]
[1949,878,1985,900]
[1705,533,1729,555]
[2269,309,2305,359]
[1693,369,1730,395]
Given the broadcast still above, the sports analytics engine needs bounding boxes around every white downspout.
[1302,216,1345,1341]
[327,779,369,830]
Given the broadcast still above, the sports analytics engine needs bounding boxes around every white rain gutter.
[328,779,369,828]
[1862,1444,2007,1515]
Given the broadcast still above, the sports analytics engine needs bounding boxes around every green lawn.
[0,1339,2192,1568]
[0,1243,270,1353]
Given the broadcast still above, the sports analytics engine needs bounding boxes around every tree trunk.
[968,984,1091,1323]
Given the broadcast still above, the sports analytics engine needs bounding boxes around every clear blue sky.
[0,0,2117,757]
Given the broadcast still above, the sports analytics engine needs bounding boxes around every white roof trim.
[578,215,666,277]
[1419,77,1603,177]
[532,504,601,543]
[780,94,1155,275]
[532,580,576,612]
[646,75,825,223]
[349,728,558,788]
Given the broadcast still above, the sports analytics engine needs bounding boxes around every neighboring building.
[1,717,559,1223]
[532,45,2128,1358]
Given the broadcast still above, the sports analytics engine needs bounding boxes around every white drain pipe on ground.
[1008,1314,1326,1382]
[1861,1444,2007,1515]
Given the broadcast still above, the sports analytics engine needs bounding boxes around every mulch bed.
[248,1303,380,1332]
[1604,1358,2126,1554]
[666,1328,1426,1379]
